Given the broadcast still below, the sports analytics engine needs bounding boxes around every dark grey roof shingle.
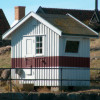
[38,13,98,37]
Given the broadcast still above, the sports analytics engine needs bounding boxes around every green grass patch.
[0,51,11,68]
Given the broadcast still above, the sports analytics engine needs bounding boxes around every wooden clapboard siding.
[11,18,59,59]
[12,56,90,68]
[11,14,90,86]
[11,67,90,86]
[59,37,90,58]
[11,18,90,68]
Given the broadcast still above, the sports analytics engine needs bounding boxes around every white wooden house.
[2,6,98,86]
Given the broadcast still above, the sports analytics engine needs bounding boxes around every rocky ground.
[90,38,100,61]
[0,46,11,68]
[0,46,11,55]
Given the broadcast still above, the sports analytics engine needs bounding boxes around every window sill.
[35,54,44,57]
[64,52,79,55]
[65,52,78,54]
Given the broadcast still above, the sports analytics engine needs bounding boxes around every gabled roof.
[0,9,10,35]
[36,6,97,22]
[2,12,98,40]
[36,7,100,31]
[2,12,62,40]
[38,13,98,37]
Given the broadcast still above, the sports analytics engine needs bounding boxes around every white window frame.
[35,36,44,56]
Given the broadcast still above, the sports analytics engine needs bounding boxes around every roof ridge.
[41,6,95,12]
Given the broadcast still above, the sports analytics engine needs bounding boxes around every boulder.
[0,46,11,55]
[0,69,4,76]
[1,69,11,80]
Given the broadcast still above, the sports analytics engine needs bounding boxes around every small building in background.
[0,9,10,46]
[2,6,98,86]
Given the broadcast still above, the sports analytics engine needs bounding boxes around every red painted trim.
[12,56,90,68]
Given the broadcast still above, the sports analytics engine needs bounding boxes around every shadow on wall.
[16,69,25,78]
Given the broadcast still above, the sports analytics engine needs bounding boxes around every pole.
[95,0,98,11]
[61,68,62,92]
[10,68,12,92]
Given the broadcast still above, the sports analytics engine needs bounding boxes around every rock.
[91,56,100,61]
[1,69,11,80]
[0,46,11,55]
[0,69,4,76]
[97,72,100,74]
[90,47,100,51]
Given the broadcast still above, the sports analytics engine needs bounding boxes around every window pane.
[36,43,40,48]
[36,49,40,54]
[65,41,79,53]
[36,37,39,42]
[36,36,43,54]
[40,49,42,53]
[40,43,42,47]
[40,37,42,42]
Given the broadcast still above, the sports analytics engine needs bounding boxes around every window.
[36,36,43,54]
[65,41,79,53]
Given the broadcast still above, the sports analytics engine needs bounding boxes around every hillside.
[0,46,11,68]
[90,38,100,68]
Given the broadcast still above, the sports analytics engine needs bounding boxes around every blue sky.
[0,0,99,25]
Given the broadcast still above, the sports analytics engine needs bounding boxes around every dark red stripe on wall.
[12,56,90,68]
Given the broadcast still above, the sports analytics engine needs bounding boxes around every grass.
[90,51,100,58]
[90,38,100,86]
[90,59,100,68]
[90,38,100,49]
[0,51,11,68]
[90,38,100,68]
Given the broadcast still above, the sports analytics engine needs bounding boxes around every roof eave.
[2,11,62,40]
[66,13,99,36]
[62,33,99,38]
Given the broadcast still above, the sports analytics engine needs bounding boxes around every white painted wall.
[11,17,59,58]
[11,17,90,86]
[59,37,90,58]
[11,17,90,59]
[11,67,90,86]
